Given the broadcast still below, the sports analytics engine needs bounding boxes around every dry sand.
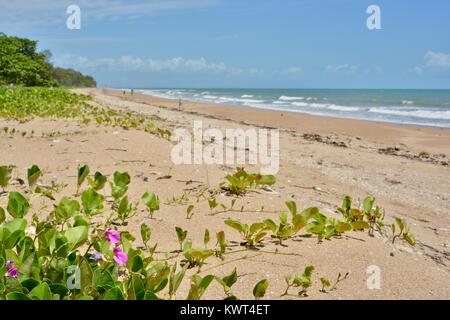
[1,87,449,299]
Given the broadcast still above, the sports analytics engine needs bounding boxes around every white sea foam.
[402,100,414,105]
[203,95,219,99]
[218,96,264,103]
[327,104,360,112]
[279,95,305,101]
[369,108,450,120]
[291,101,359,111]
[241,94,254,98]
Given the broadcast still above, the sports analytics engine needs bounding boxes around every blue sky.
[1,0,450,88]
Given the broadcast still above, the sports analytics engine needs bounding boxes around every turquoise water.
[134,88,450,128]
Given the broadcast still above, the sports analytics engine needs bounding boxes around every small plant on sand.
[114,195,136,224]
[215,268,239,298]
[76,165,90,196]
[224,219,267,246]
[168,263,188,299]
[186,204,195,219]
[182,241,214,270]
[253,279,269,300]
[283,266,315,297]
[87,171,107,191]
[140,223,151,248]
[81,188,105,216]
[187,274,215,300]
[391,217,416,246]
[142,192,160,219]
[0,165,13,192]
[27,165,42,192]
[214,231,228,259]
[320,272,349,293]
[338,195,383,235]
[175,226,188,251]
[111,171,131,201]
[221,167,275,195]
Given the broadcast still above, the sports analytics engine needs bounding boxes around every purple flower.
[113,247,128,266]
[104,231,120,244]
[90,251,103,262]
[6,260,15,268]
[6,267,18,278]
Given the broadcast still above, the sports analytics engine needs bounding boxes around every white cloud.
[53,54,262,76]
[0,0,218,29]
[325,64,358,73]
[414,51,450,74]
[423,51,450,71]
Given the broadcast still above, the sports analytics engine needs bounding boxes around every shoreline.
[102,88,450,157]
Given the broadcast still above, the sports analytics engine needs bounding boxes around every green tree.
[0,33,56,86]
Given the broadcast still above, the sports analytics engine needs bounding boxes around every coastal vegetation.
[0,162,415,300]
[0,33,96,88]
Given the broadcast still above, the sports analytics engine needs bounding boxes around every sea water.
[132,88,450,128]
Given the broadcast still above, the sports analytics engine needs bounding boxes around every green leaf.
[335,221,352,233]
[87,171,107,190]
[113,171,131,187]
[285,201,297,216]
[81,188,104,215]
[169,263,188,297]
[64,226,88,251]
[0,207,5,224]
[264,219,277,233]
[27,164,42,190]
[103,287,125,300]
[140,223,151,245]
[6,292,31,300]
[7,192,30,218]
[253,279,269,300]
[131,255,144,272]
[204,229,210,247]
[363,196,375,213]
[351,221,371,230]
[224,220,245,234]
[142,192,160,212]
[93,268,115,291]
[0,165,13,189]
[77,165,90,189]
[29,282,52,300]
[144,291,159,300]
[55,197,80,221]
[222,267,238,289]
[257,174,276,185]
[175,227,188,246]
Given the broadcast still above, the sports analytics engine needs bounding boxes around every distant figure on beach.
[131,89,134,95]
[178,98,182,110]
[123,90,126,95]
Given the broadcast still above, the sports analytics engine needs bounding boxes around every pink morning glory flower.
[113,247,128,266]
[104,230,120,244]
[6,267,19,278]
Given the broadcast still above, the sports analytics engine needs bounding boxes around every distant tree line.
[0,32,96,87]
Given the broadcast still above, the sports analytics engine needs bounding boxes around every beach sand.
[1,87,449,299]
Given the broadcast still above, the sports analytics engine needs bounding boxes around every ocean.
[133,88,450,128]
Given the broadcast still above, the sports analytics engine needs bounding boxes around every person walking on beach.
[131,89,134,95]
[178,98,182,111]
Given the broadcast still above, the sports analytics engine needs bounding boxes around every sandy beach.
[1,87,449,299]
